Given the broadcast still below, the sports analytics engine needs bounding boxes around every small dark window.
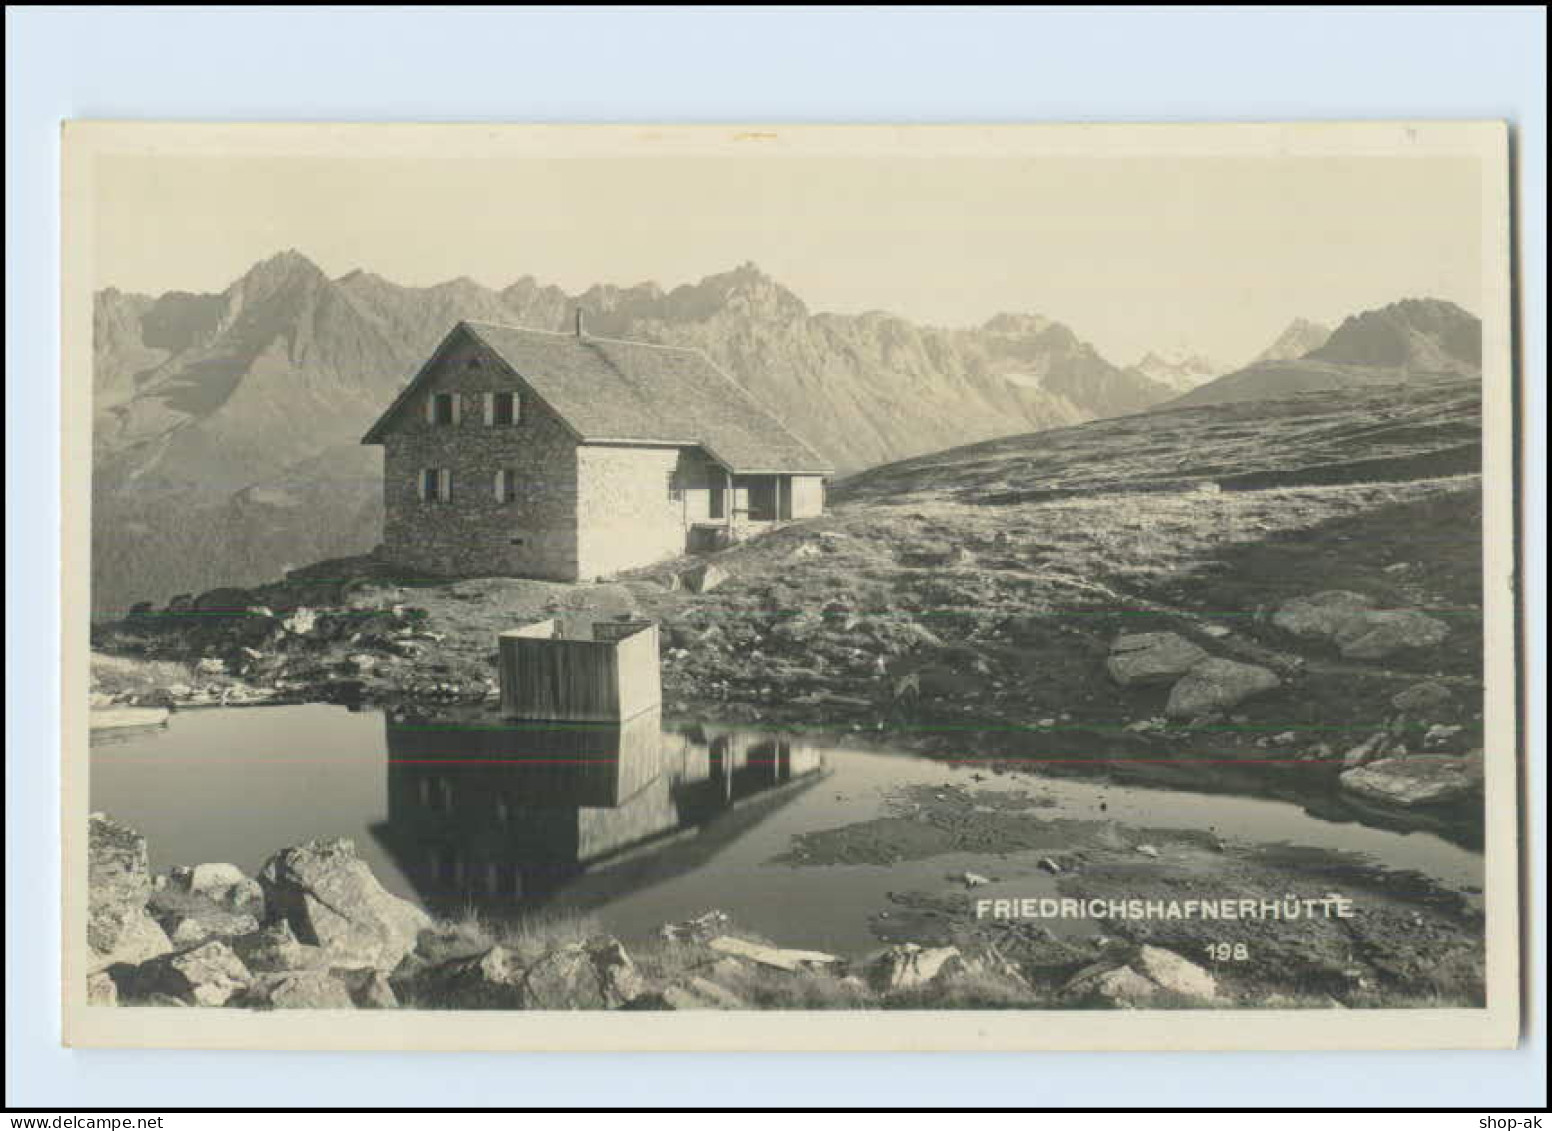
[495,469,518,503]
[491,391,518,427]
[709,486,725,519]
[668,469,684,503]
[430,393,456,425]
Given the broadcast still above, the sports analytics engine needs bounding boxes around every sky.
[93,150,1484,366]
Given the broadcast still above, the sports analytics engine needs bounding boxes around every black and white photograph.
[58,121,1519,1055]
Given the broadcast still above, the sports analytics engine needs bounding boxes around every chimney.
[574,308,586,339]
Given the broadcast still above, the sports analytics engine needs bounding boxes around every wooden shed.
[497,618,661,723]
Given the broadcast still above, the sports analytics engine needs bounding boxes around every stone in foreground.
[137,940,252,1006]
[88,813,173,972]
[707,936,840,972]
[1340,754,1483,807]
[1165,658,1280,719]
[1106,632,1209,688]
[258,838,432,970]
[869,944,966,993]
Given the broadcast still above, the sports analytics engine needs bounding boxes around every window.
[428,392,457,426]
[495,468,518,503]
[419,468,451,503]
[485,391,520,427]
[709,485,725,520]
[668,469,684,503]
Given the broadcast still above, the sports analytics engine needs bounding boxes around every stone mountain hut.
[361,316,832,580]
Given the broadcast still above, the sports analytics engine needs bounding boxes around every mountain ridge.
[92,252,1174,614]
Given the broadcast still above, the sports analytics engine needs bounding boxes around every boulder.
[136,940,251,1006]
[659,910,732,944]
[632,979,747,1011]
[1165,659,1280,719]
[1271,592,1448,659]
[174,862,248,899]
[1132,945,1218,1000]
[413,945,528,1010]
[88,814,173,971]
[1391,680,1457,715]
[707,936,840,972]
[515,945,610,1010]
[1065,963,1159,1007]
[1106,632,1209,688]
[258,838,432,970]
[340,968,399,1009]
[243,968,355,1010]
[1340,755,1483,807]
[1341,732,1389,770]
[868,944,966,993]
[86,970,118,1007]
[1272,591,1374,639]
[1335,610,1449,660]
[517,938,646,1009]
[163,909,261,947]
[680,563,728,595]
[587,937,646,1007]
[229,921,328,973]
[281,607,317,636]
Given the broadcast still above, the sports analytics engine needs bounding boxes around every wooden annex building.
[361,314,831,581]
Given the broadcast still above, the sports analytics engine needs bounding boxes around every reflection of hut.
[497,618,660,722]
[370,711,827,913]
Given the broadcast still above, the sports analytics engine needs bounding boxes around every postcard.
[63,122,1519,1050]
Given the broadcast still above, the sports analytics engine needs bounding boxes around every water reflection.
[369,710,827,913]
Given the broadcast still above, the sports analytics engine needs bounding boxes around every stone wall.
[381,333,580,579]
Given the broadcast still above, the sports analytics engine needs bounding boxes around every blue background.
[6,5,1545,1110]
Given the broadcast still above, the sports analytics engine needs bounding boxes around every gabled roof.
[362,320,832,475]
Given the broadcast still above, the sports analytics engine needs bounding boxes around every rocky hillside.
[92,253,1172,615]
[1168,299,1480,409]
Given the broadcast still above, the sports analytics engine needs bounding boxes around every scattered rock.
[243,968,355,1010]
[1337,610,1450,660]
[707,936,840,972]
[163,909,261,947]
[1106,632,1208,688]
[1340,754,1483,807]
[869,944,966,992]
[342,968,399,1009]
[636,979,747,1011]
[1038,857,1063,875]
[88,814,173,971]
[1272,591,1374,639]
[258,838,432,969]
[960,871,992,888]
[587,937,646,1007]
[170,862,248,899]
[281,607,317,636]
[1135,845,1160,859]
[414,946,528,1010]
[1132,945,1218,1000]
[1342,733,1389,770]
[1165,658,1280,719]
[1271,592,1448,659]
[659,910,731,944]
[1391,681,1456,715]
[1423,724,1465,749]
[1065,963,1159,1007]
[136,940,251,1006]
[229,921,328,973]
[86,971,118,1007]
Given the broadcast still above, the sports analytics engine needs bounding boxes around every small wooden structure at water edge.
[497,617,661,723]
